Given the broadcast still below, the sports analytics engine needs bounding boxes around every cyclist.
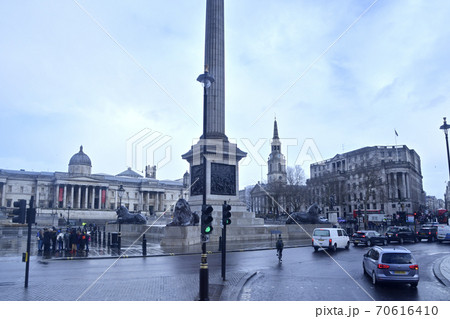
[276,234,284,262]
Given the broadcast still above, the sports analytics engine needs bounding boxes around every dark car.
[352,230,387,246]
[417,225,438,242]
[385,226,418,244]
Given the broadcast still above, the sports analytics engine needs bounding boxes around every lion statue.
[167,198,199,226]
[115,205,147,224]
[286,203,323,224]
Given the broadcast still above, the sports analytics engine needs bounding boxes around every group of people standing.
[37,227,90,254]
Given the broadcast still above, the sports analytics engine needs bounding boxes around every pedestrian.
[276,234,284,262]
[64,229,70,252]
[43,228,51,254]
[70,229,78,254]
[37,229,44,252]
[85,231,90,252]
[57,230,64,251]
[51,227,57,253]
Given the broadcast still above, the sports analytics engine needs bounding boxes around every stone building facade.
[0,146,188,217]
[308,145,425,223]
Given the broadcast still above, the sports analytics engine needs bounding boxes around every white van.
[312,227,350,252]
[437,224,450,243]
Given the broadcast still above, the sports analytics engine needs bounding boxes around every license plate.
[318,239,324,242]
[354,240,359,243]
[394,271,406,274]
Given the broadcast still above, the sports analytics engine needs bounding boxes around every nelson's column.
[182,0,247,218]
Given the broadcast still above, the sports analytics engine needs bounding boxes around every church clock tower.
[267,118,287,184]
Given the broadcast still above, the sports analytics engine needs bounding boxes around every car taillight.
[429,232,431,235]
[329,239,332,244]
[312,239,314,244]
[409,265,419,270]
[362,235,365,238]
[378,264,390,269]
[395,234,398,237]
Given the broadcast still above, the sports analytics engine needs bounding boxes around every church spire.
[273,117,279,139]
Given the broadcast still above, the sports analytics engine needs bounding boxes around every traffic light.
[27,196,36,224]
[222,203,231,226]
[27,207,36,224]
[12,200,26,224]
[201,205,214,235]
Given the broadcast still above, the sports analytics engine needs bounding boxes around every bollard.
[218,236,222,251]
[107,232,111,247]
[103,231,106,246]
[142,234,147,256]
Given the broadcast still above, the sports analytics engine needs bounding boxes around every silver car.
[362,246,419,287]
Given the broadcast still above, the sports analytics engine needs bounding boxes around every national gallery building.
[0,146,189,216]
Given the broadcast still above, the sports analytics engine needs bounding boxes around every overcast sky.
[1,0,449,199]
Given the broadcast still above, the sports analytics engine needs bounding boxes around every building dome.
[68,146,92,176]
[69,146,92,166]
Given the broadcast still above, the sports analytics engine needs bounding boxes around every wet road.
[223,241,450,301]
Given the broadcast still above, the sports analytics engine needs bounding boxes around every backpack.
[276,239,283,249]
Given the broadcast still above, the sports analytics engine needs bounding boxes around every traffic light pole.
[24,196,34,288]
[221,202,227,281]
[199,82,209,301]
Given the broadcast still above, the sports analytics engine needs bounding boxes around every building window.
[8,186,12,192]
[20,186,24,193]
[7,199,12,207]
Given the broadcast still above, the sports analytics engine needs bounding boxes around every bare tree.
[287,165,306,186]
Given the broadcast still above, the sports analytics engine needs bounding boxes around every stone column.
[54,184,59,208]
[204,0,226,139]
[84,186,88,209]
[91,187,95,209]
[35,183,40,208]
[63,185,67,208]
[70,185,74,209]
[155,192,160,212]
[114,188,118,209]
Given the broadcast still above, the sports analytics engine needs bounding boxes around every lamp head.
[440,117,450,134]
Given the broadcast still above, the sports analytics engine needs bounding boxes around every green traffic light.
[205,226,213,233]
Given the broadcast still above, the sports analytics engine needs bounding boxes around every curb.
[433,256,450,287]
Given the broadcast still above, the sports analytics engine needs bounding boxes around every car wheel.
[372,272,377,286]
[399,237,404,244]
[353,242,358,247]
[410,282,418,288]
[414,237,419,243]
[314,246,319,252]
[363,263,367,275]
[383,239,388,246]
[431,236,436,242]
[345,241,350,249]
[367,240,372,247]
[331,243,337,252]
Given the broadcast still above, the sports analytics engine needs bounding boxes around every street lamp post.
[117,185,125,250]
[197,65,215,301]
[67,202,71,226]
[440,117,450,181]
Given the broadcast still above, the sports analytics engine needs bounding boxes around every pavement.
[0,237,311,301]
[1,236,450,301]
